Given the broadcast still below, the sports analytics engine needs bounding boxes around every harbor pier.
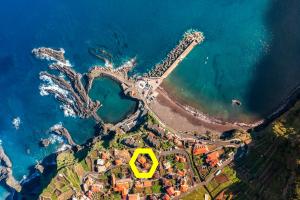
[145,30,204,90]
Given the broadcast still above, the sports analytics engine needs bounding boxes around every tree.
[152,184,162,193]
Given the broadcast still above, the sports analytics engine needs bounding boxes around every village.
[39,112,251,200]
[32,29,251,200]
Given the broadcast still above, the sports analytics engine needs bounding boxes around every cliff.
[227,101,300,200]
[0,146,22,192]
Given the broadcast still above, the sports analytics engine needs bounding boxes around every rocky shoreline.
[33,47,102,121]
[50,124,80,150]
[0,146,21,193]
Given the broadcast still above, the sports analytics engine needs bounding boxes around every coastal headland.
[32,29,266,136]
[5,29,298,199]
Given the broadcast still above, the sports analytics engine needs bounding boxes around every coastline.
[155,80,300,133]
[150,85,264,133]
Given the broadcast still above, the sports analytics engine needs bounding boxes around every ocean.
[0,0,300,198]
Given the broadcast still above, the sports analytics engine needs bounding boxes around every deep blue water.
[1,0,300,198]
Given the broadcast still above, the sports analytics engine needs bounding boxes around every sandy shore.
[149,86,262,133]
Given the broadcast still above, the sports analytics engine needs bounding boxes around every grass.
[181,186,209,200]
[80,159,89,172]
[207,166,240,198]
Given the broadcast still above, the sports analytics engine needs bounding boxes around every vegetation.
[182,186,209,200]
[206,166,240,198]
[161,141,173,151]
[57,151,76,169]
[146,113,159,125]
[227,101,300,200]
[152,183,162,193]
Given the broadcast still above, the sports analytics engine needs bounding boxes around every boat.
[232,99,242,106]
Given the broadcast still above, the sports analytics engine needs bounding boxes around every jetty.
[145,30,204,90]
[86,57,140,100]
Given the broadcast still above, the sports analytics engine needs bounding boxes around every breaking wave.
[39,73,76,117]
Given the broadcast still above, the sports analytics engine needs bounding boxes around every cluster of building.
[71,116,241,200]
[193,144,222,167]
[160,154,193,200]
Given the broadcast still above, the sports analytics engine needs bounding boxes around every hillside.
[226,101,300,199]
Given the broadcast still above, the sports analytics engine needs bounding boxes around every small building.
[163,162,171,170]
[137,155,147,165]
[162,178,172,187]
[82,183,89,193]
[91,183,103,193]
[174,190,181,196]
[121,121,136,132]
[96,159,105,166]
[143,180,152,187]
[193,144,209,155]
[135,181,143,189]
[114,179,132,197]
[206,151,220,167]
[128,194,140,200]
[145,124,165,137]
[174,138,183,147]
[177,170,186,177]
[166,187,175,196]
[115,159,122,165]
[145,132,160,148]
[163,194,171,200]
[101,152,109,160]
[180,184,188,193]
[122,138,138,148]
[114,149,131,163]
[175,155,186,163]
[96,165,107,173]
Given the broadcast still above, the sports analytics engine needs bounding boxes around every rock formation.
[0,146,22,192]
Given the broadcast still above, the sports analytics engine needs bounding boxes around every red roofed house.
[180,184,188,193]
[163,194,171,200]
[143,180,152,188]
[193,144,209,155]
[177,170,186,177]
[91,183,103,193]
[175,155,187,163]
[166,187,175,196]
[128,194,140,200]
[137,156,147,165]
[206,151,220,167]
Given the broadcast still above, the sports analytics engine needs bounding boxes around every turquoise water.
[0,0,300,197]
[164,0,300,122]
[89,77,137,123]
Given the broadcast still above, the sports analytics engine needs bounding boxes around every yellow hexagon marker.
[129,148,159,179]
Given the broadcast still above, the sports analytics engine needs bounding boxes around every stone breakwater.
[146,29,204,78]
[86,57,139,100]
[33,48,101,121]
[88,47,113,66]
[0,146,22,192]
[87,58,136,89]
